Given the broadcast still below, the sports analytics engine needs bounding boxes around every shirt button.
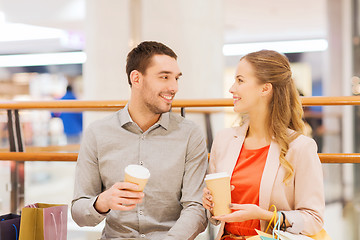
[140,234,145,238]
[141,135,145,140]
[139,210,143,215]
[139,161,144,165]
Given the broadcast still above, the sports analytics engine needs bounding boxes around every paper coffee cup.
[124,164,150,192]
[205,172,231,216]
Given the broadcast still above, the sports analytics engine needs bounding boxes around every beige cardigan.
[209,122,324,239]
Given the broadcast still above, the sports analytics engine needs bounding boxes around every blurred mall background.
[0,0,359,239]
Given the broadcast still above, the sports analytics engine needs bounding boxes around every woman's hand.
[212,204,268,222]
[202,187,214,215]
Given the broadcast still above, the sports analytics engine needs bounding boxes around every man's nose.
[169,78,178,93]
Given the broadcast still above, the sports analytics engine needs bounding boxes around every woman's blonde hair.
[241,50,305,183]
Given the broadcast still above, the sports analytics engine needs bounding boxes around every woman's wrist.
[258,208,274,222]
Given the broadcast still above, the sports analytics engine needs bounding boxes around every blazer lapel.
[225,122,249,176]
[259,140,281,213]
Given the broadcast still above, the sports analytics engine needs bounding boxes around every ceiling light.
[0,23,67,42]
[0,52,86,67]
[223,39,328,56]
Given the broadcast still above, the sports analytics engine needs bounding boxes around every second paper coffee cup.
[205,172,231,216]
[124,164,150,192]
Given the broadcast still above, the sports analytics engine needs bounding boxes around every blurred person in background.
[52,84,83,144]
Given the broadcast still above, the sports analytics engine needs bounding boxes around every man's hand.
[94,182,144,213]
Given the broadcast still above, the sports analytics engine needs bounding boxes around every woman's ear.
[130,70,141,87]
[261,83,273,96]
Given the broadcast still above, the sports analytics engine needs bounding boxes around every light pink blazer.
[209,122,324,239]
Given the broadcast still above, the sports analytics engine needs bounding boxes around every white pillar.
[141,1,224,99]
[323,1,355,239]
[141,0,225,137]
[83,0,131,126]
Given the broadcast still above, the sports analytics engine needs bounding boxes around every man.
[71,41,208,239]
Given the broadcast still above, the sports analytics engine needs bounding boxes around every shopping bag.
[308,229,332,240]
[0,213,21,240]
[275,230,314,240]
[274,229,332,240]
[19,203,67,240]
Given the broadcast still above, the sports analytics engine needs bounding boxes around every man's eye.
[161,76,168,79]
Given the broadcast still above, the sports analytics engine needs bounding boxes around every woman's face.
[229,59,266,114]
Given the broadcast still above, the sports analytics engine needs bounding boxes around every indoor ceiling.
[0,0,327,54]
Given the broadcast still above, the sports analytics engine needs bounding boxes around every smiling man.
[71,41,208,239]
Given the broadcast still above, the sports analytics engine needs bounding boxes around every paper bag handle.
[265,205,278,234]
[13,224,19,240]
[50,211,63,240]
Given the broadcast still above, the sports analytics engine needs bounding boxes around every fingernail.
[229,204,233,208]
[209,196,212,201]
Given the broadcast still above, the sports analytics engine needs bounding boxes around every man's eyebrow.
[158,71,183,77]
[158,71,172,75]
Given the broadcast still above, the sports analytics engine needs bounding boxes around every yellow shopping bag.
[19,203,67,240]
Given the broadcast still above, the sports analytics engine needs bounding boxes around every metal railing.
[0,95,359,213]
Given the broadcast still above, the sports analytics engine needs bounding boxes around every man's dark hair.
[126,41,177,86]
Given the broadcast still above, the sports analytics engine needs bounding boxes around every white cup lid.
[125,164,150,179]
[205,172,229,180]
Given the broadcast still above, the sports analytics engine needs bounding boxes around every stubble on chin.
[145,101,172,115]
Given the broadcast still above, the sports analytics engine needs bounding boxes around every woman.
[202,50,324,239]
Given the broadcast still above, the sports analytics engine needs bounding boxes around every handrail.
[0,152,78,162]
[0,96,359,165]
[0,144,80,153]
[0,152,359,164]
[0,96,359,111]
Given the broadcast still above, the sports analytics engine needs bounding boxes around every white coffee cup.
[124,164,150,192]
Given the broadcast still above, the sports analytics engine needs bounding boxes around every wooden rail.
[0,152,359,164]
[0,96,359,111]
[0,96,359,164]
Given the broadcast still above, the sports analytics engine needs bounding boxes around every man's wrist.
[94,194,110,214]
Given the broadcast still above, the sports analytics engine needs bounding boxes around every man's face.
[139,54,182,114]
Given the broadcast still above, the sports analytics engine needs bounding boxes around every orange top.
[224,144,270,239]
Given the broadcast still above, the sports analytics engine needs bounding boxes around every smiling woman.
[203,50,325,240]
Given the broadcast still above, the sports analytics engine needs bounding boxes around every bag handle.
[13,224,19,240]
[265,205,278,234]
[272,212,281,239]
[50,211,63,240]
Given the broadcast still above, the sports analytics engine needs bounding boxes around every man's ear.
[261,83,273,96]
[130,70,141,87]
